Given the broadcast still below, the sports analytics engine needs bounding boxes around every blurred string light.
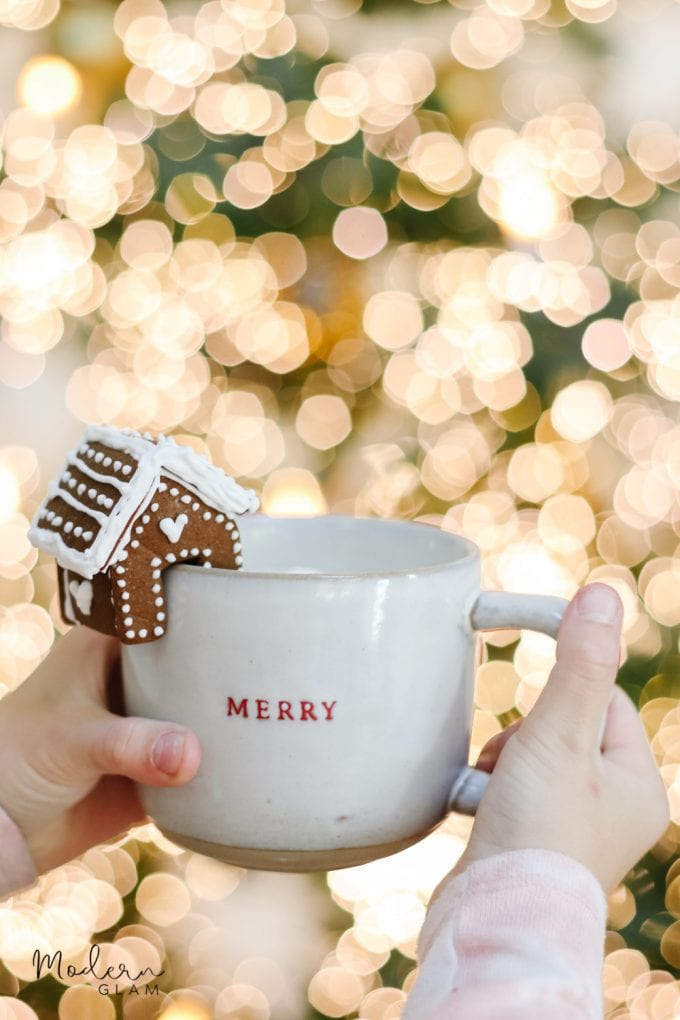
[0,0,680,1017]
[16,55,82,117]
[0,0,60,31]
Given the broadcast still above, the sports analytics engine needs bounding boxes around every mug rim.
[173,513,479,581]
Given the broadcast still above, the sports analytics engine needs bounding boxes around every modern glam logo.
[32,943,164,997]
[226,696,337,721]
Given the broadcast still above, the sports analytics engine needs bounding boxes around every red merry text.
[226,697,337,722]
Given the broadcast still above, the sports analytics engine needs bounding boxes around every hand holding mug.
[0,627,200,875]
[454,583,670,893]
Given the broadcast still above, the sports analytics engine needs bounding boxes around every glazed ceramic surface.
[122,515,566,871]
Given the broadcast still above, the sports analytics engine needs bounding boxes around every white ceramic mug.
[121,514,567,872]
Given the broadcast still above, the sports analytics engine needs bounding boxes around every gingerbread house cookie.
[28,426,259,644]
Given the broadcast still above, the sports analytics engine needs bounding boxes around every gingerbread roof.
[28,425,259,579]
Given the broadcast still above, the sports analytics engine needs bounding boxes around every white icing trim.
[50,486,108,524]
[68,455,129,491]
[69,578,93,615]
[29,426,259,577]
[62,569,75,621]
[158,458,258,514]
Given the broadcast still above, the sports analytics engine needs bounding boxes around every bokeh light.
[1,0,680,1018]
[17,56,82,117]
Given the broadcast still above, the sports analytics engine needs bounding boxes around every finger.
[602,686,657,770]
[85,715,201,786]
[521,583,623,753]
[476,719,523,773]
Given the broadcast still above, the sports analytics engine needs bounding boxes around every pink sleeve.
[403,848,607,1020]
[0,806,37,899]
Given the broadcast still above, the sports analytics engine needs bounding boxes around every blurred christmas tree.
[1,0,680,1017]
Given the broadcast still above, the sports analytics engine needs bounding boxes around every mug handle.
[447,590,568,816]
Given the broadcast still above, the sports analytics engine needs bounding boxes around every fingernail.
[577,585,620,623]
[152,732,185,775]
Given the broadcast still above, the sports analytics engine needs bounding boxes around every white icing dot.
[74,526,83,537]
[180,494,191,504]
[166,553,176,562]
[130,540,140,549]
[154,626,164,636]
[202,511,211,521]
[117,579,126,588]
[78,446,87,454]
[126,630,135,639]
[154,597,163,606]
[96,494,107,505]
[203,562,212,568]
[190,547,199,556]
[192,502,200,511]
[226,520,234,530]
[77,484,86,495]
[135,526,144,534]
[53,516,62,526]
[142,515,150,524]
[180,550,188,557]
[139,629,148,638]
[119,550,128,561]
[64,521,73,532]
[122,465,132,475]
[202,548,212,556]
[235,555,243,566]
[216,514,224,523]
[83,531,93,541]
[46,510,54,521]
[151,504,159,512]
[115,565,125,574]
[152,570,161,579]
[114,460,121,471]
[124,616,133,626]
[122,603,130,612]
[88,488,96,499]
[150,557,162,567]
[152,583,161,593]
[233,542,242,553]
[94,452,104,462]
[103,457,112,467]
[105,498,114,509]
[68,479,76,489]
[170,488,179,496]
[87,449,95,458]
[158,482,167,492]
[156,612,165,621]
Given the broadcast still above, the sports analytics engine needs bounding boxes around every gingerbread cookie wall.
[29,427,259,644]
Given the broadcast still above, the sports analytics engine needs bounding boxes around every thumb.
[83,714,201,786]
[521,583,623,754]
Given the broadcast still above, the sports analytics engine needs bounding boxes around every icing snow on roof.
[29,425,259,578]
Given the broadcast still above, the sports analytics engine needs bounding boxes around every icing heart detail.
[159,514,188,544]
[69,579,93,615]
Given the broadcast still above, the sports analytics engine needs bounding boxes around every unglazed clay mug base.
[121,515,567,872]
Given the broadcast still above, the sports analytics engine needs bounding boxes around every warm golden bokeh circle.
[1,0,680,1017]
